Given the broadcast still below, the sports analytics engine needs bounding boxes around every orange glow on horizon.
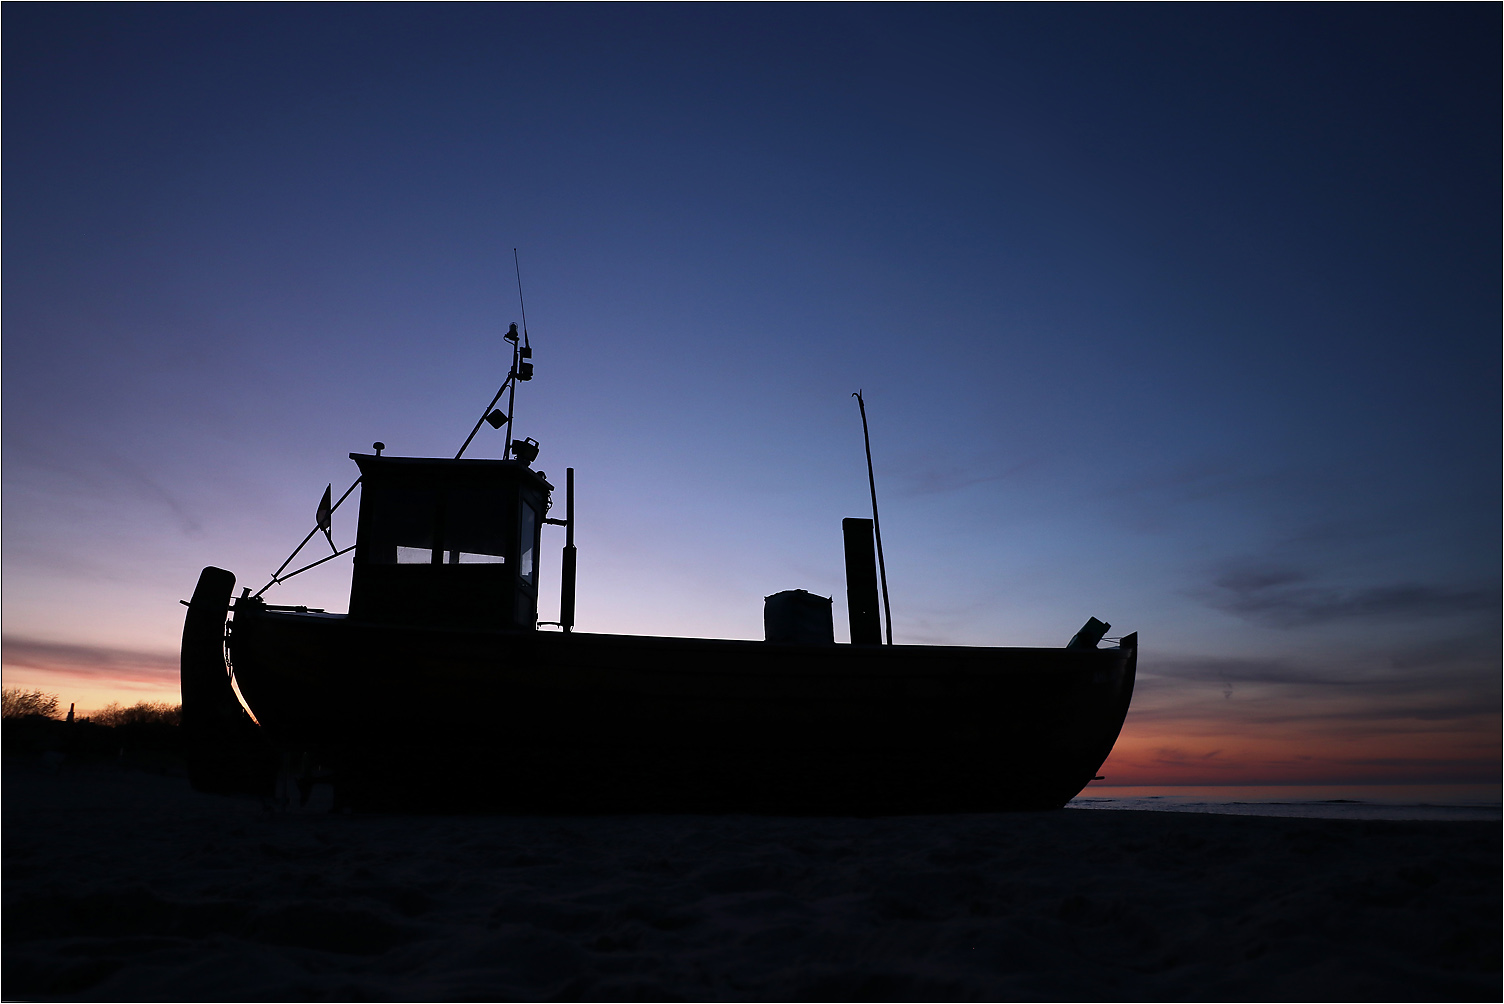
[6,637,1500,787]
[1099,715,1502,786]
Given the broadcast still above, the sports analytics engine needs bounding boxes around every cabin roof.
[350,453,553,490]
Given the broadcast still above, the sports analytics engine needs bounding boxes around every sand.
[4,760,1498,1001]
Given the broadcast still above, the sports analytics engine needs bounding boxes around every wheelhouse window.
[365,486,437,564]
[448,550,505,564]
[444,486,508,565]
[363,484,510,566]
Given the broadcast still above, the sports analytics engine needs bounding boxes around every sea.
[1068,784,1502,822]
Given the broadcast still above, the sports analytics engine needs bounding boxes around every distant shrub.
[2,688,60,719]
[91,701,182,728]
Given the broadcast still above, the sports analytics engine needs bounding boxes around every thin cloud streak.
[1125,643,1501,739]
[1,636,179,686]
[1194,563,1500,628]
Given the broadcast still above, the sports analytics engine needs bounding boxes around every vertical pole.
[560,467,576,633]
[503,337,519,458]
[854,391,893,645]
[507,248,529,460]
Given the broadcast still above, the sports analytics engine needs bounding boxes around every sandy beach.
[4,760,1498,1001]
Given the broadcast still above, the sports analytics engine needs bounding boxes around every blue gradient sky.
[4,6,1498,783]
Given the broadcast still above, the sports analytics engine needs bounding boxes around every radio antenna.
[514,249,530,343]
[454,249,532,460]
[504,248,529,456]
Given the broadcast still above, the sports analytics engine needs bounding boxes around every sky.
[3,5,1498,786]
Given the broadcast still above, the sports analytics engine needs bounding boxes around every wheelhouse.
[346,453,552,630]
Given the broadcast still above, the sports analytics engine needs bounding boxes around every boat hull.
[217,589,1136,813]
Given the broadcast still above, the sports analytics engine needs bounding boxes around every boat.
[180,323,1136,813]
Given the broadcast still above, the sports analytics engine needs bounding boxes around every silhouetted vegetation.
[91,701,182,728]
[2,688,60,719]
[3,692,185,769]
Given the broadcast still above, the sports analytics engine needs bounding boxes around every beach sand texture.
[4,762,1498,1001]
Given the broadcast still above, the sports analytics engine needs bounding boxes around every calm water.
[1068,784,1502,821]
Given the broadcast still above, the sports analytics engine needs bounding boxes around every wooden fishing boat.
[180,325,1136,813]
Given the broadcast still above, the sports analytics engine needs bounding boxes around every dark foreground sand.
[4,761,1498,1002]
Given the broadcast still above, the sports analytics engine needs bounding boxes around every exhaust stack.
[842,518,882,645]
[560,468,576,633]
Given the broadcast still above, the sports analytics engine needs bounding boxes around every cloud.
[1119,457,1259,506]
[1150,746,1227,764]
[888,452,1043,499]
[1145,651,1499,699]
[1145,653,1336,687]
[1193,562,1500,628]
[103,455,205,537]
[4,443,205,538]
[1110,457,1286,534]
[1129,644,1501,730]
[1389,634,1503,670]
[1,636,178,686]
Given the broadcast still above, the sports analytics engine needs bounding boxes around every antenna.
[514,248,530,345]
[505,248,528,457]
[854,390,893,645]
[454,250,534,460]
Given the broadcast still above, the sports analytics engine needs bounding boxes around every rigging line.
[260,476,363,591]
[330,476,362,513]
[320,477,361,553]
[456,370,516,459]
[854,390,893,645]
[256,545,356,596]
[266,525,322,588]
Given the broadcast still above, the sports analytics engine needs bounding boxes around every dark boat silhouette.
[181,324,1136,813]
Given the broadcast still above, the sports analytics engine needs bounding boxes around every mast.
[503,328,521,458]
[506,248,531,458]
[454,328,519,461]
[853,390,893,645]
[456,250,533,461]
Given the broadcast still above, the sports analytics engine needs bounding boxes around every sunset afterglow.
[4,7,1498,789]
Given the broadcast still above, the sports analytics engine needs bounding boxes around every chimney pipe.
[842,518,881,645]
[560,468,576,633]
